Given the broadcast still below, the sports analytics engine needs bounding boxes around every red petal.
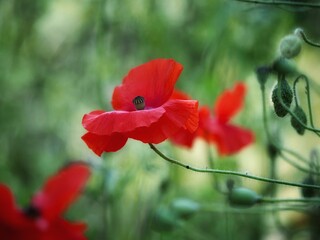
[214,82,246,123]
[31,163,91,221]
[44,218,87,240]
[112,59,183,111]
[82,108,165,135]
[127,99,198,143]
[169,128,196,148]
[81,132,128,156]
[0,184,22,225]
[206,122,254,155]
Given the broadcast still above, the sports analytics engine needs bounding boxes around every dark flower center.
[23,205,41,219]
[132,96,145,110]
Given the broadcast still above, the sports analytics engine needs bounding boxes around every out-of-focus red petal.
[169,129,196,148]
[0,184,24,225]
[31,163,91,221]
[81,132,128,156]
[206,122,254,155]
[127,99,198,143]
[112,59,183,111]
[214,82,246,123]
[82,108,165,135]
[44,218,87,240]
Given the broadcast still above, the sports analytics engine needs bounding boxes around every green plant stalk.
[149,143,320,190]
[296,29,320,48]
[234,0,320,8]
[261,197,320,204]
[293,75,320,137]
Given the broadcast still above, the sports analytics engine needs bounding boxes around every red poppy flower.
[82,58,199,156]
[170,83,254,155]
[0,162,91,240]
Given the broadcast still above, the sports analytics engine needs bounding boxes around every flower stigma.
[132,96,145,110]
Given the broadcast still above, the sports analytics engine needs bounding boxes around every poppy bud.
[229,187,261,208]
[256,66,271,87]
[272,58,297,76]
[291,106,307,135]
[301,176,316,198]
[279,34,302,59]
[271,79,293,117]
[170,198,200,220]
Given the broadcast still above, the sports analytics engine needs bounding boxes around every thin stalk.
[296,28,320,48]
[234,0,320,8]
[261,197,320,204]
[149,143,320,190]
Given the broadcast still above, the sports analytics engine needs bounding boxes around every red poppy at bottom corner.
[81,58,199,156]
[0,162,91,240]
[170,82,255,155]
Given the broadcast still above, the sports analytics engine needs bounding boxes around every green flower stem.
[149,143,320,190]
[200,204,310,214]
[260,84,272,142]
[277,75,320,134]
[293,75,320,137]
[296,28,320,48]
[234,0,320,8]
[261,197,320,204]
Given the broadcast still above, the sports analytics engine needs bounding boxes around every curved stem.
[296,28,320,48]
[149,143,320,190]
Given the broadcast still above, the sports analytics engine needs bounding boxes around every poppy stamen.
[23,205,41,219]
[133,96,145,110]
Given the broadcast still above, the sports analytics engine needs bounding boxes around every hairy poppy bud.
[171,198,200,220]
[271,79,293,117]
[272,58,297,76]
[229,187,261,208]
[301,176,316,198]
[291,106,307,135]
[279,34,302,59]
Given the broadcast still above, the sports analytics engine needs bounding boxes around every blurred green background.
[1,0,320,239]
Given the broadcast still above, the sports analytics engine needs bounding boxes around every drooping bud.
[271,78,293,117]
[279,34,302,59]
[256,66,271,87]
[291,105,307,135]
[301,176,316,198]
[228,187,261,208]
[132,96,145,110]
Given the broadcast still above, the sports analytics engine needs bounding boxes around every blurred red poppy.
[82,58,199,156]
[170,83,254,155]
[0,162,90,240]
